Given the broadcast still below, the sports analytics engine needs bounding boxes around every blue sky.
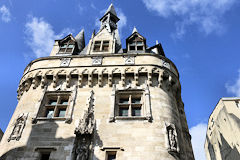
[1,0,240,159]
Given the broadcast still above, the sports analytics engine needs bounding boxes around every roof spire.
[132,26,138,34]
[156,40,159,44]
[75,29,85,52]
[105,3,117,17]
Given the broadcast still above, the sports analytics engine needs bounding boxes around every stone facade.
[205,98,240,160]
[0,4,194,160]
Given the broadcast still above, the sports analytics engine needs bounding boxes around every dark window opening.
[40,152,51,160]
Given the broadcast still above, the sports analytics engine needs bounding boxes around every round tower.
[0,4,194,160]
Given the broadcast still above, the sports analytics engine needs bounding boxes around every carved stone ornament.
[60,58,71,67]
[8,113,28,142]
[124,56,135,65]
[162,60,170,69]
[72,90,95,160]
[92,57,102,65]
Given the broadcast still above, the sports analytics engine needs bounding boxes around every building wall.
[205,98,240,160]
[0,53,194,160]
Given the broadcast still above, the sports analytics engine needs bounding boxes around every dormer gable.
[126,28,146,53]
[57,34,77,55]
[88,28,114,54]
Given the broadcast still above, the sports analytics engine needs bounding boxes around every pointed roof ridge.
[132,26,138,34]
[105,3,117,17]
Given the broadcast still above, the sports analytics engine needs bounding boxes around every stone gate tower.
[0,4,194,160]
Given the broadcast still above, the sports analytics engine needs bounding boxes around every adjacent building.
[0,4,194,160]
[205,98,240,160]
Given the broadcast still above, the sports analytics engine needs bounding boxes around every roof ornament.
[132,26,138,34]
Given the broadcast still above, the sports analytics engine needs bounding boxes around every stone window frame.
[93,40,110,52]
[109,85,152,122]
[38,91,71,120]
[116,90,143,117]
[100,147,124,160]
[35,147,56,160]
[33,86,77,124]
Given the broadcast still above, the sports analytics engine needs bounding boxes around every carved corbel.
[78,74,83,87]
[88,74,92,87]
[135,73,139,86]
[158,71,164,88]
[66,74,71,88]
[148,72,152,86]
[108,74,112,87]
[122,73,125,87]
[53,74,58,88]
[41,75,47,89]
[98,74,103,87]
[24,79,32,92]
[32,76,39,89]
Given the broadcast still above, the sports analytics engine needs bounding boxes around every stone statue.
[76,138,89,160]
[168,128,177,150]
[72,90,95,160]
[8,113,28,142]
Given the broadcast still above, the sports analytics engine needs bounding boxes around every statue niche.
[8,113,28,142]
[72,90,95,160]
[166,124,178,153]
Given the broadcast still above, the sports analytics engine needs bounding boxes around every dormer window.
[58,40,75,54]
[93,40,110,52]
[129,41,144,51]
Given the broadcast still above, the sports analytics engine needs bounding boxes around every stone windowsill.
[36,117,66,121]
[115,116,147,120]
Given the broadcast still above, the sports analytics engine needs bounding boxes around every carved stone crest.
[124,56,135,65]
[8,113,28,142]
[92,57,102,65]
[60,58,71,67]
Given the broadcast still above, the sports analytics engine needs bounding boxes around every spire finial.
[156,40,159,45]
[132,26,138,34]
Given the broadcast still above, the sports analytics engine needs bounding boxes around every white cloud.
[225,70,240,97]
[190,123,207,160]
[116,8,127,34]
[142,0,237,37]
[0,5,11,22]
[25,16,73,58]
